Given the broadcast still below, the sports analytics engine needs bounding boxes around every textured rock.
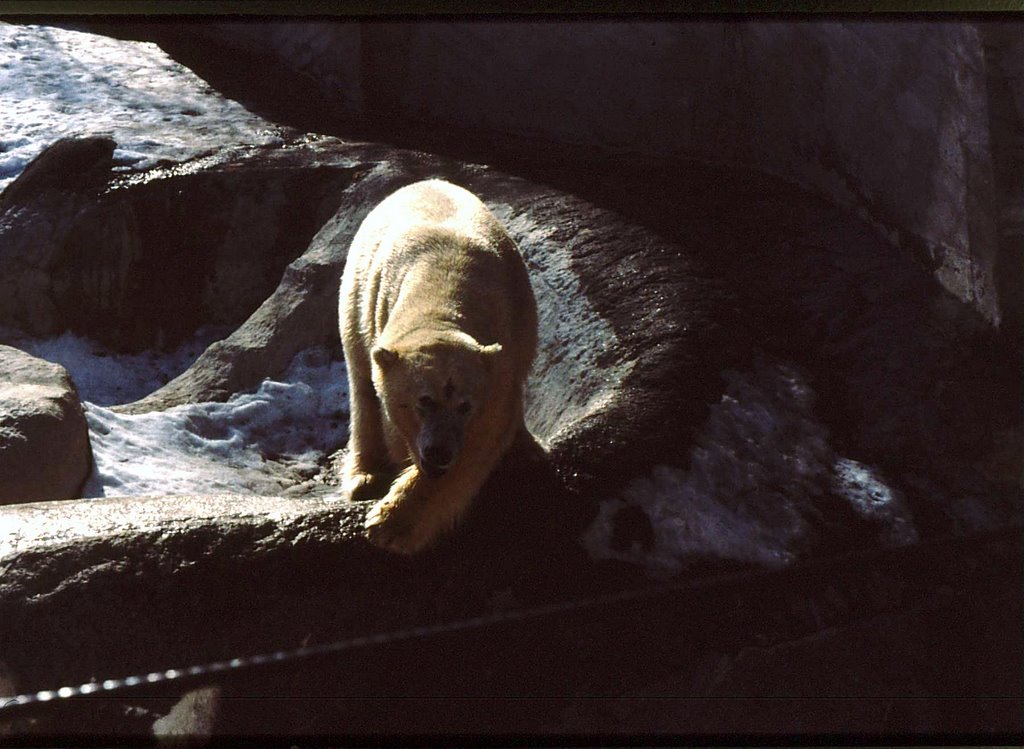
[129,19,1016,327]
[0,493,360,689]
[152,686,220,746]
[0,137,116,336]
[980,21,1024,341]
[0,661,15,698]
[116,142,409,412]
[0,135,354,351]
[0,346,90,504]
[0,136,115,214]
[0,659,32,739]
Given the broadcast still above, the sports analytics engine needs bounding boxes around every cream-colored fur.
[339,180,537,554]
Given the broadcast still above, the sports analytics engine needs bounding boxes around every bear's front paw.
[343,470,391,502]
[364,495,443,555]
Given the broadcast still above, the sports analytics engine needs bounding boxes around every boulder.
[0,137,116,336]
[151,686,220,746]
[0,346,90,504]
[0,135,356,352]
[111,20,1022,328]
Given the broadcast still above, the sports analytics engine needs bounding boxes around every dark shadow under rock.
[0,136,115,215]
[0,137,117,337]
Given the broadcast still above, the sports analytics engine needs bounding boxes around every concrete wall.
[202,19,1015,327]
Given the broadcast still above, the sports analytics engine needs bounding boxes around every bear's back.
[366,180,503,252]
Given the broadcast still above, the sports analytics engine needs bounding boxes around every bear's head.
[371,330,502,479]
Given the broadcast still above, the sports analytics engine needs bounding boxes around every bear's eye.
[457,401,472,416]
[416,395,436,413]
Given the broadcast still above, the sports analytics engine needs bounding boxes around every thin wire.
[0,559,771,711]
[1,522,1018,713]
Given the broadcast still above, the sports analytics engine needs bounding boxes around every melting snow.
[0,22,284,193]
[2,326,231,406]
[831,457,919,546]
[582,359,831,573]
[3,328,348,498]
[583,358,920,573]
[81,346,348,498]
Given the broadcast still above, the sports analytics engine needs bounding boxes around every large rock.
[0,137,116,336]
[0,135,355,352]
[113,19,1020,328]
[0,491,1017,740]
[0,346,90,504]
[980,21,1024,342]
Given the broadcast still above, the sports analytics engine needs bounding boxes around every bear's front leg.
[364,432,504,554]
[342,460,393,503]
[343,375,393,502]
[363,468,445,554]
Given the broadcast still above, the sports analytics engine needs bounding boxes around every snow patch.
[0,22,283,192]
[582,359,831,573]
[2,326,230,406]
[583,359,924,573]
[831,457,919,547]
[82,346,348,498]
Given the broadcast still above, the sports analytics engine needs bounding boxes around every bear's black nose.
[422,444,453,471]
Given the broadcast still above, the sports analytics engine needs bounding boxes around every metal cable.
[0,522,1019,716]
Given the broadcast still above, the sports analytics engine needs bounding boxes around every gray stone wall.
[200,19,1017,327]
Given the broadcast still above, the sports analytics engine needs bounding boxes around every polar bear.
[339,179,538,554]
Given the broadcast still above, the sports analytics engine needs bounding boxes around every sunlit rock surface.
[0,346,90,504]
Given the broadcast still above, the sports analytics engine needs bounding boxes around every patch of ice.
[582,359,831,573]
[1,326,231,406]
[0,22,283,193]
[831,457,919,546]
[82,346,349,498]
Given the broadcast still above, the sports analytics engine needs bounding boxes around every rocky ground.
[0,21,1020,744]
[0,130,1019,743]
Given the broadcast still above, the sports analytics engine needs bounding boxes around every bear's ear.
[372,346,400,369]
[477,342,502,370]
